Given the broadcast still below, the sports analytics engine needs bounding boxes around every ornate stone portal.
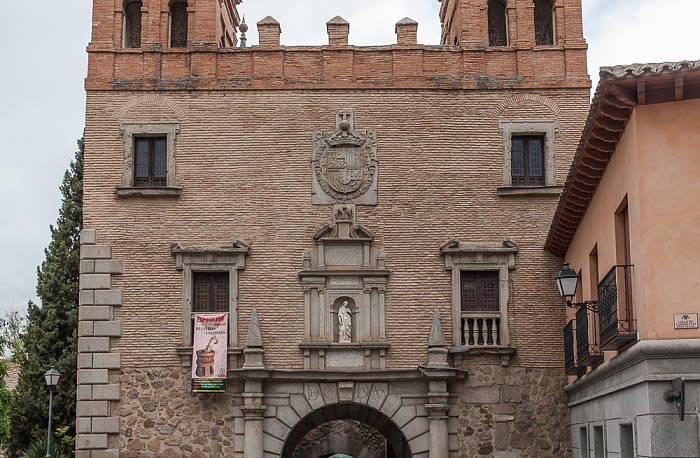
[301,110,389,370]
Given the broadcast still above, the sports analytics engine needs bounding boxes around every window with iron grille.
[170,1,188,48]
[461,271,500,312]
[134,137,167,187]
[488,0,508,47]
[118,122,180,196]
[511,135,545,186]
[534,0,555,46]
[124,1,142,48]
[193,272,230,313]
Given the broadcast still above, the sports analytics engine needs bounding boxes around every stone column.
[242,309,267,458]
[426,402,450,458]
[421,308,459,458]
[242,378,266,458]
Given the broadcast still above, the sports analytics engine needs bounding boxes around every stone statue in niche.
[338,301,352,343]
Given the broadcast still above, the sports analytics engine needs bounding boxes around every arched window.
[170,1,188,48]
[488,0,508,46]
[124,1,142,48]
[534,0,554,45]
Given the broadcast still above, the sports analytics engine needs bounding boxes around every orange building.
[548,60,700,458]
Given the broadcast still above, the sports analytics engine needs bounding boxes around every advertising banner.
[191,313,228,393]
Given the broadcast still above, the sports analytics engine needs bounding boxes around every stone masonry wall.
[456,360,570,457]
[77,229,124,457]
[117,368,238,458]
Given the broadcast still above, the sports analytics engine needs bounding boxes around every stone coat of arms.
[312,111,378,205]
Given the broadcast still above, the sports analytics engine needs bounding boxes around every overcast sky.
[1,0,698,318]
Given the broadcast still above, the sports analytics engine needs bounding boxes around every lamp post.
[44,366,61,458]
[556,262,598,311]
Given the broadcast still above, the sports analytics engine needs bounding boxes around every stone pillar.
[242,379,266,458]
[426,402,450,458]
[421,308,459,458]
[242,309,267,457]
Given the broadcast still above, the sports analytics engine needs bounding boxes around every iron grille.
[598,265,636,348]
[564,320,576,373]
[575,306,590,363]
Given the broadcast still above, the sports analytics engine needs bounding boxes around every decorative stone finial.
[428,307,447,348]
[245,308,263,348]
[426,307,449,368]
[243,309,265,368]
[239,16,248,47]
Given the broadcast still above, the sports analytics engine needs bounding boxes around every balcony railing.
[461,312,502,347]
[564,320,587,375]
[575,306,603,366]
[598,264,636,350]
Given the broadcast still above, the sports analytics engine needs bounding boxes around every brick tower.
[79,0,590,456]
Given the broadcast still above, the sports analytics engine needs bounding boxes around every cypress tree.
[7,139,83,455]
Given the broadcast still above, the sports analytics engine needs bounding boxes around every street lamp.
[556,262,598,311]
[44,366,60,458]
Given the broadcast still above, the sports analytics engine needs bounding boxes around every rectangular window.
[620,424,634,458]
[580,427,589,458]
[593,425,605,458]
[461,271,499,312]
[193,272,230,312]
[134,137,167,187]
[511,135,544,186]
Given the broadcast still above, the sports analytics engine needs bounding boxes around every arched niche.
[299,219,390,370]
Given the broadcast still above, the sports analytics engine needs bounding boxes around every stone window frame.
[116,122,182,197]
[441,240,517,365]
[171,242,250,354]
[498,119,559,196]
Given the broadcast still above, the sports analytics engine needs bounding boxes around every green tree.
[6,139,83,456]
[0,310,26,447]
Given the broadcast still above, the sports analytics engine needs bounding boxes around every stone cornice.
[565,339,700,397]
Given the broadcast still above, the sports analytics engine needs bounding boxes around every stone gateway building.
[78,0,591,456]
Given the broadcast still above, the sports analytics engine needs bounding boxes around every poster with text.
[191,313,228,385]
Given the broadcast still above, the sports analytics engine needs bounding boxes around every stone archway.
[281,403,412,458]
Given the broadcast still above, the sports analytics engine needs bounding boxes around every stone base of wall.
[566,340,700,458]
[456,361,570,457]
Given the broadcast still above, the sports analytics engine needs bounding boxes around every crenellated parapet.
[86,21,588,92]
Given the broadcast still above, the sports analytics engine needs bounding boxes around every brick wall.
[83,86,589,370]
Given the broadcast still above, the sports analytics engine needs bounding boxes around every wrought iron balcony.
[575,306,603,366]
[598,264,636,350]
[564,320,587,375]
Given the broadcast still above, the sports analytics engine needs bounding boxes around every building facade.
[547,60,700,457]
[78,0,590,456]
